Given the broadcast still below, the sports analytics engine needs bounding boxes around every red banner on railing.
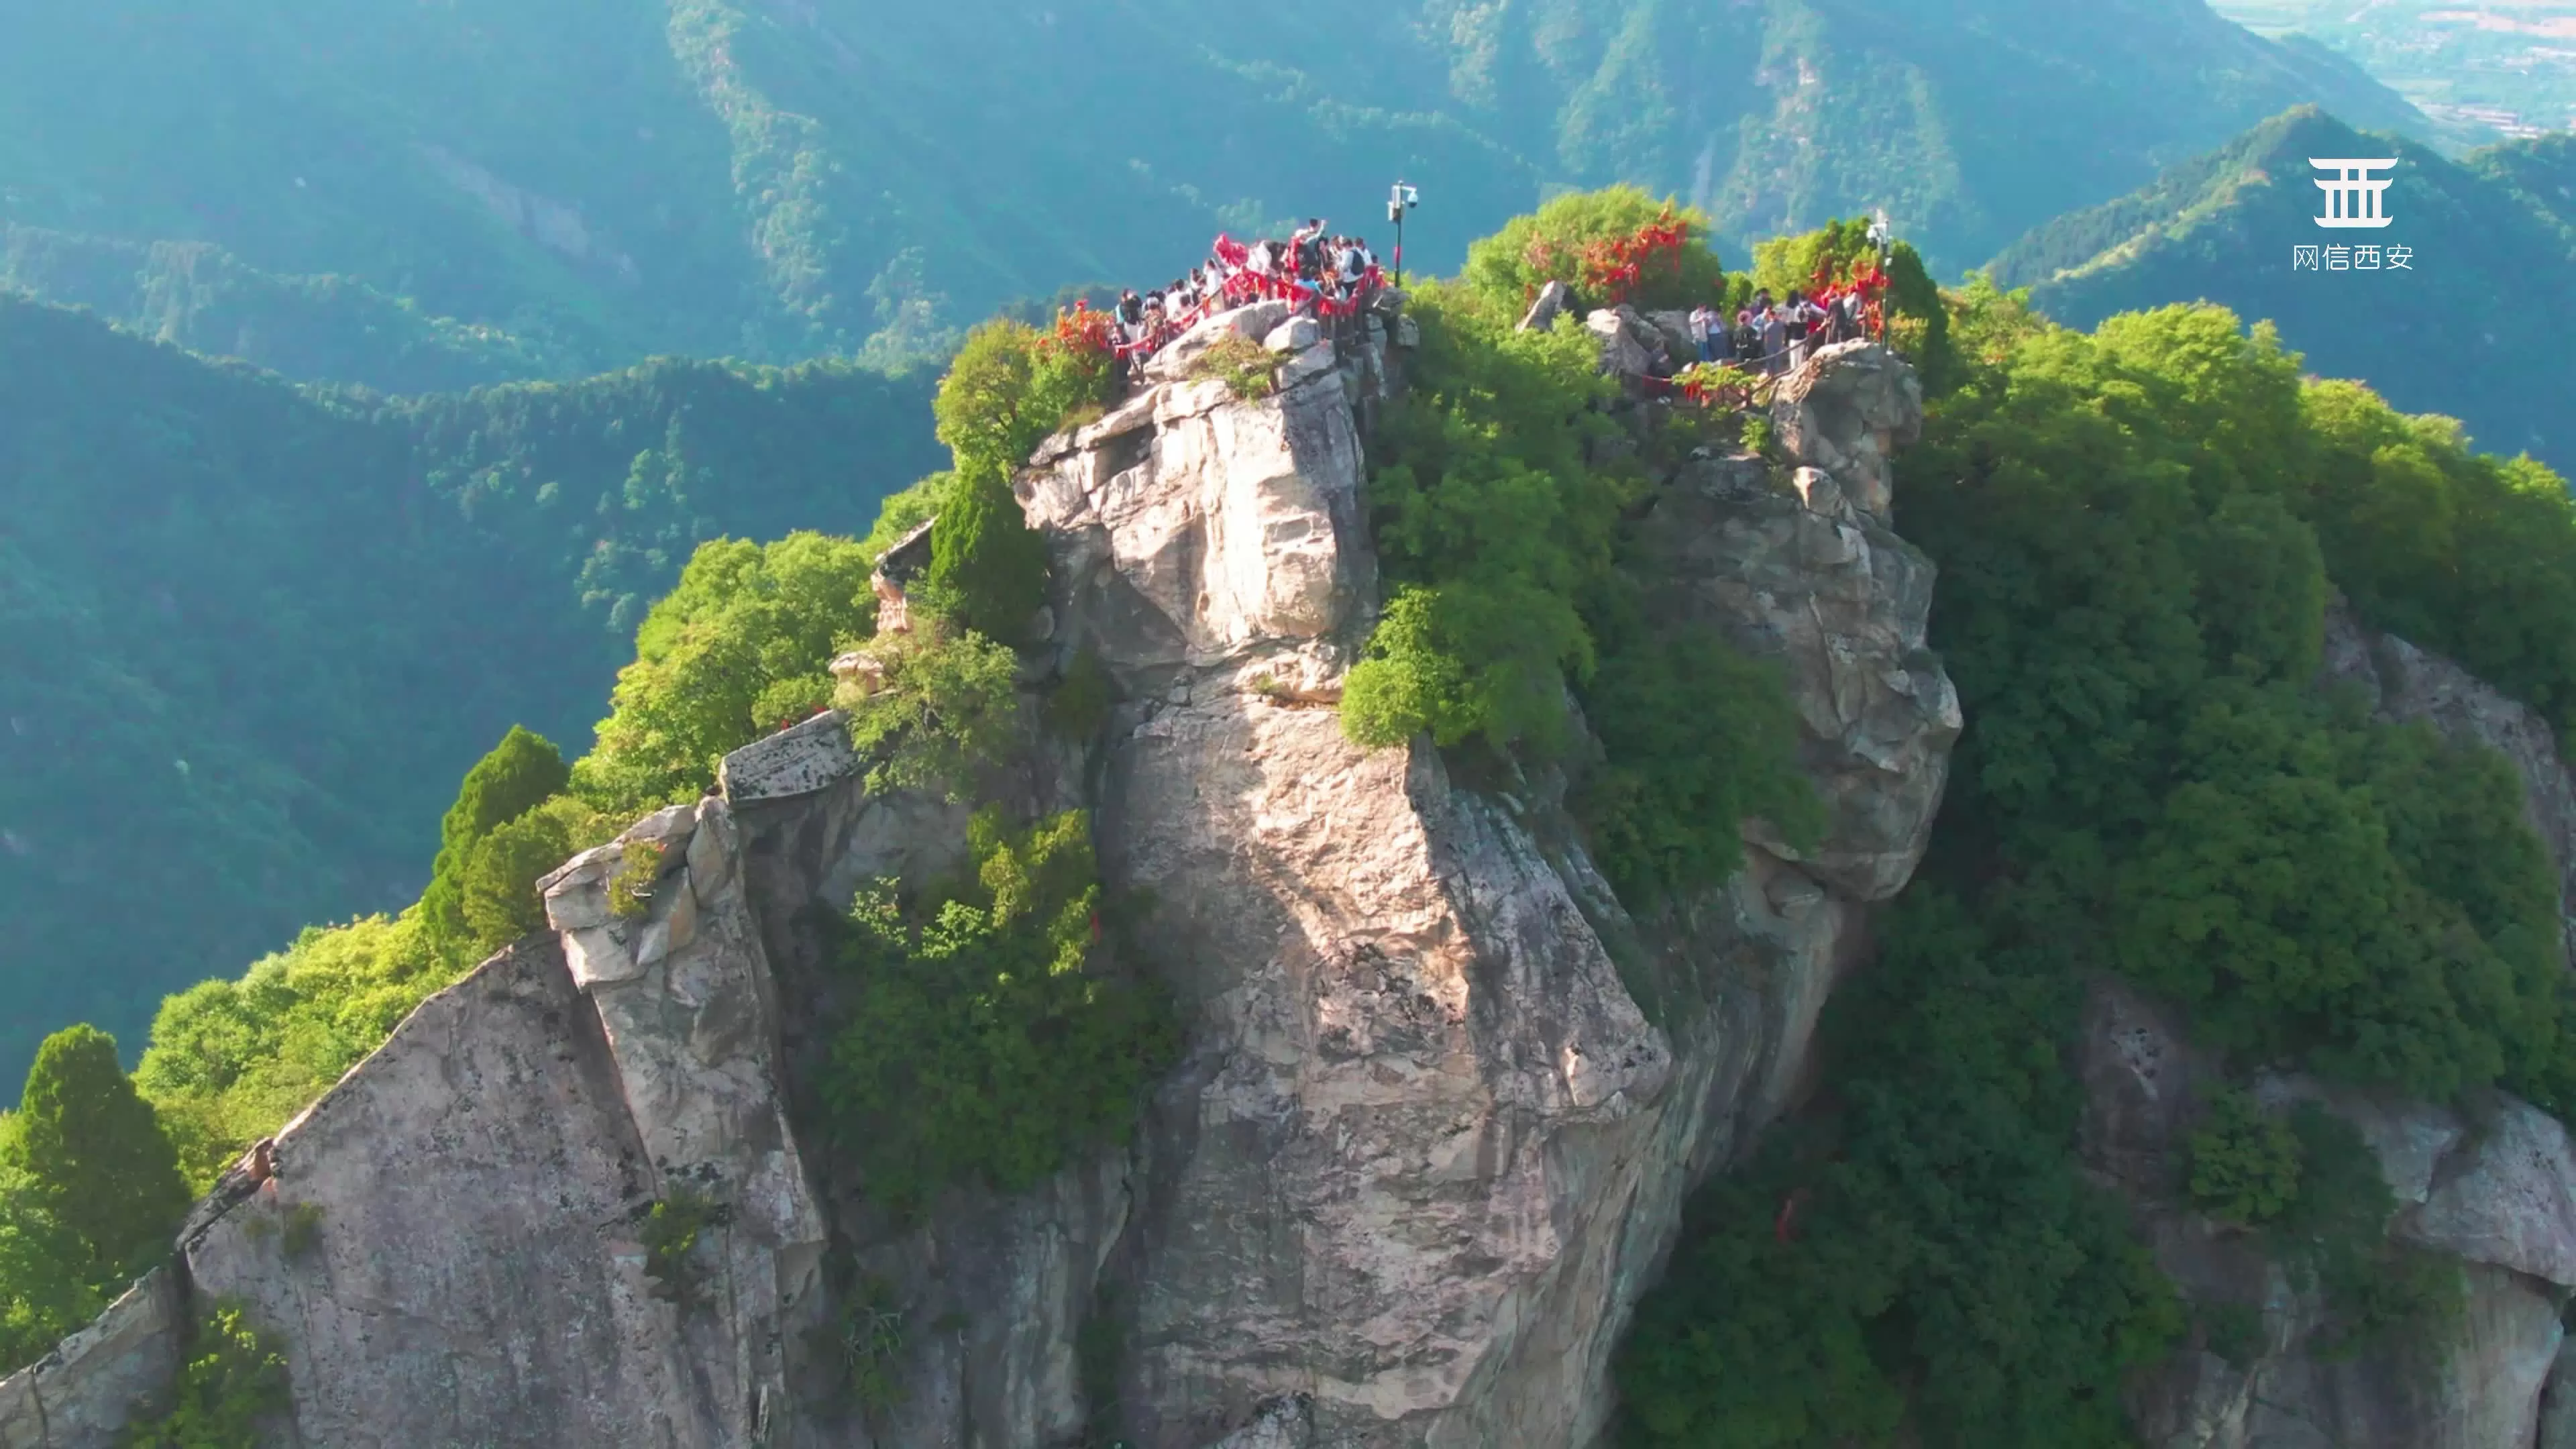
[1093,250,1387,364]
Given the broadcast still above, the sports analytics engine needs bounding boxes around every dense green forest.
[1615,281,2576,1444]
[0,0,2459,390]
[1990,107,2576,474]
[1,223,561,395]
[0,294,942,1087]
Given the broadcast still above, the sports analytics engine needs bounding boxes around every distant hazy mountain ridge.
[0,0,2465,382]
[1991,107,2576,469]
[0,296,941,1084]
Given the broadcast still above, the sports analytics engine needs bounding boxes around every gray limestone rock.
[1142,301,1293,384]
[1637,451,1960,900]
[1021,350,1369,672]
[2407,1100,2576,1287]
[1645,308,1700,360]
[1263,315,1322,353]
[716,709,858,802]
[2540,1337,2576,1449]
[1517,279,1572,334]
[1209,1394,1316,1447]
[1770,339,1924,521]
[1025,278,1957,1447]
[158,788,826,1448]
[1584,305,1666,379]
[2082,975,2576,1448]
[0,1269,185,1449]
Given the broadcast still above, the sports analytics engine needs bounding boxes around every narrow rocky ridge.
[21,292,2576,1446]
[0,299,1959,1447]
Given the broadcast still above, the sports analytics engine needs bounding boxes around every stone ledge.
[0,1265,186,1448]
[718,710,857,803]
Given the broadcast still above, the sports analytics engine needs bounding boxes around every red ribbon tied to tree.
[1525,205,1693,307]
[1807,254,1892,341]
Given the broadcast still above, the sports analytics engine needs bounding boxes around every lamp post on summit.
[1388,181,1419,286]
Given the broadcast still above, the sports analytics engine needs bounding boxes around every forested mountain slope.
[0,0,2457,386]
[0,297,941,1084]
[0,223,561,395]
[1990,108,2576,472]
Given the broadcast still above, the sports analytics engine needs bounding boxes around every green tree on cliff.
[926,464,1048,641]
[571,533,879,810]
[11,1026,189,1278]
[419,726,570,953]
[0,1162,101,1373]
[920,318,1110,638]
[456,808,580,955]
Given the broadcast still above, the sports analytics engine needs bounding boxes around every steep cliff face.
[2101,602,2576,1449]
[1012,313,1955,1446]
[0,309,1960,1446]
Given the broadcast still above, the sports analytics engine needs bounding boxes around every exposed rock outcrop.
[2091,975,2576,1449]
[1768,339,1923,521]
[2320,599,2576,969]
[0,1269,184,1447]
[1008,320,1955,1444]
[0,312,1959,1447]
[2100,604,2576,1448]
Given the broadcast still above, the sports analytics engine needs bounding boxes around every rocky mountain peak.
[3,303,1962,1447]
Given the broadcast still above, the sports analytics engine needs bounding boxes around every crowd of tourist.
[1088,211,1884,388]
[1106,219,1386,362]
[1684,286,1876,377]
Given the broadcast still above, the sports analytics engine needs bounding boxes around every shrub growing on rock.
[457,807,577,953]
[606,838,669,920]
[419,725,569,954]
[822,808,1177,1215]
[922,317,1114,640]
[839,626,1024,800]
[640,1183,723,1308]
[1188,332,1278,400]
[0,1164,103,1375]
[574,532,877,810]
[1576,625,1823,904]
[2275,1104,2461,1356]
[924,462,1048,643]
[1341,282,1625,752]
[121,1300,290,1447]
[2186,1089,2301,1227]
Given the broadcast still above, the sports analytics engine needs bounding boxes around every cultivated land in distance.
[2217,0,2576,136]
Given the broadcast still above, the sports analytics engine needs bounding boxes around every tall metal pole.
[1389,181,1417,287]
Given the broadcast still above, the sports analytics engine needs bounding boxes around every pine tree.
[420,726,570,949]
[926,463,1047,641]
[14,1026,189,1277]
[0,1163,101,1373]
[458,809,577,955]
